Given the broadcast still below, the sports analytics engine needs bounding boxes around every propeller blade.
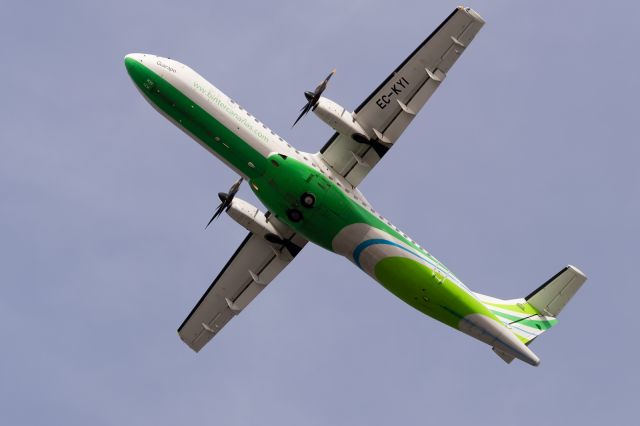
[205,177,243,229]
[292,103,313,127]
[314,68,335,95]
[205,203,225,229]
[292,68,335,127]
[228,177,243,197]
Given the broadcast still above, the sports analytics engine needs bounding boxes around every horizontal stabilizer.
[492,347,515,364]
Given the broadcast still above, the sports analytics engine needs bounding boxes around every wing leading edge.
[178,217,307,352]
[319,6,485,187]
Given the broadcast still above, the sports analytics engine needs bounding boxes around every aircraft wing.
[319,6,485,187]
[178,216,307,352]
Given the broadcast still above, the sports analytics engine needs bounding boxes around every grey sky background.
[1,0,637,424]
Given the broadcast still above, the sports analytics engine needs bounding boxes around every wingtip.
[458,6,485,24]
[567,264,587,279]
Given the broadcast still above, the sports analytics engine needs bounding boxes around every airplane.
[124,6,586,366]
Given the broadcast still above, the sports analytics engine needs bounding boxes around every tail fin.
[475,265,587,363]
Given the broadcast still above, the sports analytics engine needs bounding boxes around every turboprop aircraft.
[125,6,586,366]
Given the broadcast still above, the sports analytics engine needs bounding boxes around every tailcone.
[460,314,540,366]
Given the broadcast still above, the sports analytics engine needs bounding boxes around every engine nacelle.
[227,197,282,241]
[313,97,370,142]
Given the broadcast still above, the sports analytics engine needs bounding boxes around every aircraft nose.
[124,53,143,74]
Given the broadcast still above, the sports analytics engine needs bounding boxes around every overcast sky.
[1,1,638,424]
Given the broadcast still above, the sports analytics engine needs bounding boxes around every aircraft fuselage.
[124,53,540,366]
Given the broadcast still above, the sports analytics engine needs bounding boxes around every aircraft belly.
[332,223,494,330]
[252,158,526,352]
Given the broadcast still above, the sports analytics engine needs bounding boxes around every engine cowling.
[226,197,282,241]
[313,97,370,142]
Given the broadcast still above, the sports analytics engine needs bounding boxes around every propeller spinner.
[292,68,336,127]
[205,177,243,229]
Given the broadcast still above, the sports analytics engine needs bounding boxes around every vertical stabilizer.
[525,265,587,317]
[474,265,587,364]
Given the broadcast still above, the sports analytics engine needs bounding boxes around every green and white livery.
[125,6,586,366]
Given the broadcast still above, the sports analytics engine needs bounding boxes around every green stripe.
[124,57,267,179]
[482,300,540,315]
[490,310,557,330]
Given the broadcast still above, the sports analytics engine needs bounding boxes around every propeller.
[292,68,336,127]
[205,177,243,229]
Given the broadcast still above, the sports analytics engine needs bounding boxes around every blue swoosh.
[353,238,429,269]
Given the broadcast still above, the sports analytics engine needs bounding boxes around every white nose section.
[460,314,541,366]
[124,52,152,64]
